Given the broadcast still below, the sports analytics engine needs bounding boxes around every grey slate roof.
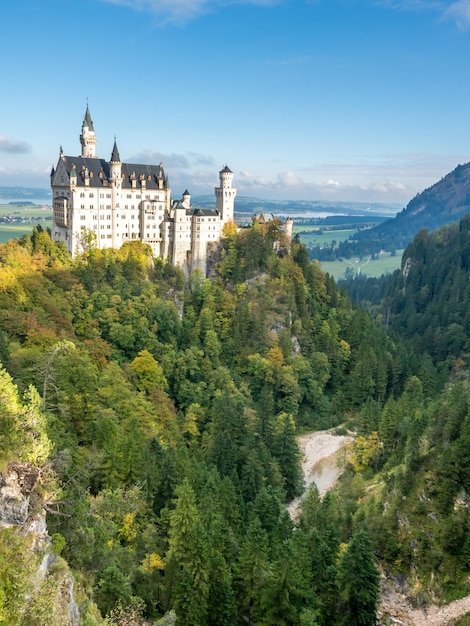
[110,139,120,163]
[192,208,219,217]
[60,155,170,190]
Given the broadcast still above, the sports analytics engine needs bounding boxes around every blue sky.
[2,0,470,205]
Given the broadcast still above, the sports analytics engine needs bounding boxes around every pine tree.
[166,480,210,626]
[337,528,379,626]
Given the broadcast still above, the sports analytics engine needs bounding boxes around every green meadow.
[317,250,403,281]
[0,204,52,243]
[294,224,403,281]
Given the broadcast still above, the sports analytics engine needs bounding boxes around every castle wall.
[51,110,239,270]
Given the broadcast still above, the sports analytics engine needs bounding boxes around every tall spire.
[111,136,120,163]
[82,103,94,132]
[80,103,97,158]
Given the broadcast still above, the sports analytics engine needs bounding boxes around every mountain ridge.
[354,161,470,248]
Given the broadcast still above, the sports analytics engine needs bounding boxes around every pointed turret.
[83,105,94,132]
[111,137,120,163]
[80,105,97,158]
[110,137,122,184]
[182,189,191,209]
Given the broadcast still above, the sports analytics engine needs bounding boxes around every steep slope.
[354,161,470,249]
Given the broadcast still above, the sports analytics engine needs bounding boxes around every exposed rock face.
[0,462,38,525]
[0,463,81,625]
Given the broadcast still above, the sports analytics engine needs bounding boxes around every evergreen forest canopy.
[1,221,470,625]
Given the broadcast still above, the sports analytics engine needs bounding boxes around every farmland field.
[294,227,357,247]
[0,204,52,243]
[294,223,403,280]
[318,251,403,281]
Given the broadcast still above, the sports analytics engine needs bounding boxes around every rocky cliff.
[0,462,80,625]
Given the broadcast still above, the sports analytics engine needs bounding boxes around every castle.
[51,106,236,274]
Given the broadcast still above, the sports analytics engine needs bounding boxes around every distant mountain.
[354,161,470,249]
[0,186,51,202]
[192,195,400,219]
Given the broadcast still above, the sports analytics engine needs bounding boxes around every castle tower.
[109,139,122,250]
[80,105,97,158]
[110,138,122,184]
[182,189,191,209]
[215,165,237,226]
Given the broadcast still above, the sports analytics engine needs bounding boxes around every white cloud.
[238,170,273,187]
[444,0,470,28]
[277,170,304,187]
[100,0,283,25]
[0,136,31,154]
[231,167,416,203]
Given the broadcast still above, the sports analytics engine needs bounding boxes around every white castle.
[51,106,236,274]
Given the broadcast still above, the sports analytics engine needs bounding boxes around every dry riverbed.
[288,429,352,520]
[289,429,470,625]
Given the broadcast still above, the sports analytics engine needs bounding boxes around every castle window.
[101,235,105,239]
[100,193,104,198]
[80,192,85,198]
[80,215,86,220]
[89,193,94,197]
[107,194,111,198]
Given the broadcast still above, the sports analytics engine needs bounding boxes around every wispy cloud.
[373,0,446,10]
[127,149,214,169]
[100,0,283,25]
[443,0,470,28]
[374,0,470,28]
[233,152,465,202]
[0,136,31,154]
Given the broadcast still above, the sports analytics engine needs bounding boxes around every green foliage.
[337,529,380,626]
[2,222,470,624]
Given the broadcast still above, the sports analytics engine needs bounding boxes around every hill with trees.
[312,161,470,261]
[0,222,470,624]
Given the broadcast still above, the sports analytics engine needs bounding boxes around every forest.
[1,219,470,625]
